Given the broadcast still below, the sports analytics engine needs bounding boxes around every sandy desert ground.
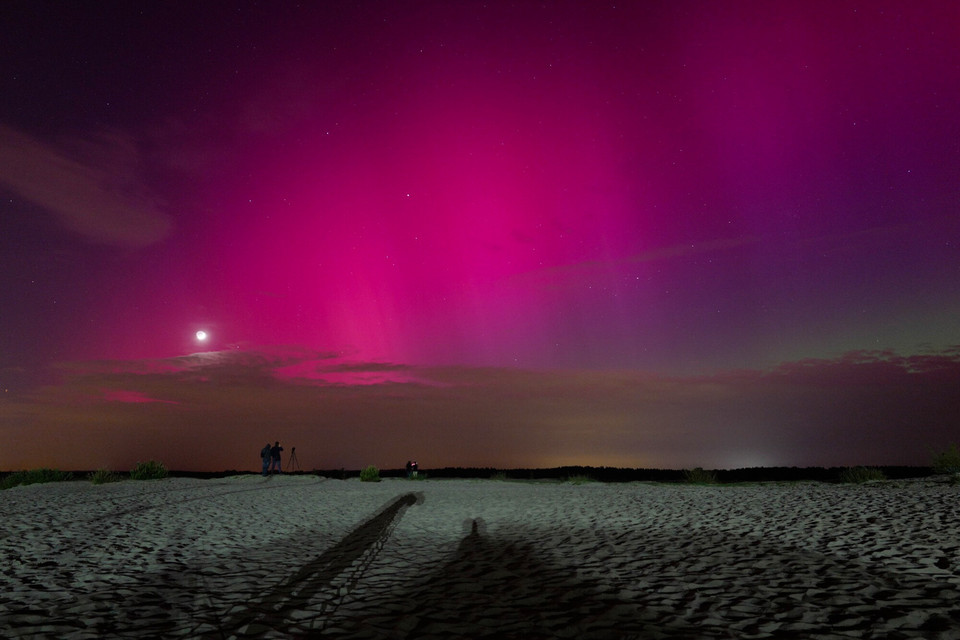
[1,474,959,639]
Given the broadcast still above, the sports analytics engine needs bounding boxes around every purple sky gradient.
[2,1,958,471]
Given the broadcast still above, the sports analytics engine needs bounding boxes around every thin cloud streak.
[507,236,762,291]
[0,124,171,247]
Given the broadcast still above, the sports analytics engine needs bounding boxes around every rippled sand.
[2,475,958,639]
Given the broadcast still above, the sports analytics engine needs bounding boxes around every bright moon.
[196,330,208,341]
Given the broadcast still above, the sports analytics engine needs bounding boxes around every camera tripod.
[288,446,301,471]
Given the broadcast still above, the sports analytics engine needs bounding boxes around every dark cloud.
[2,348,958,472]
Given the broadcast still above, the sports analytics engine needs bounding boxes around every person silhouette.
[260,442,272,476]
[269,441,283,474]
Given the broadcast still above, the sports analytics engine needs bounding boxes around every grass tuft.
[932,443,960,475]
[490,471,509,481]
[565,474,595,485]
[89,468,123,485]
[360,465,380,482]
[130,460,168,480]
[0,468,74,490]
[683,467,718,484]
[839,466,886,484]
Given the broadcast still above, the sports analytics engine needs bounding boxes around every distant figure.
[269,441,283,474]
[411,460,418,478]
[406,460,413,479]
[260,442,272,476]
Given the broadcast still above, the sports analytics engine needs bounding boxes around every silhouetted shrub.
[490,471,508,481]
[684,467,718,484]
[89,468,122,485]
[0,468,73,490]
[839,466,886,484]
[130,460,168,480]
[360,465,380,482]
[932,443,960,475]
[566,474,595,485]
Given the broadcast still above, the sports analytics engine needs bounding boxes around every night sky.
[2,1,958,472]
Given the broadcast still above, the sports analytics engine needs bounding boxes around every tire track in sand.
[208,491,423,638]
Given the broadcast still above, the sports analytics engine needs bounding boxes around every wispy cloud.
[509,236,760,290]
[0,124,172,247]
